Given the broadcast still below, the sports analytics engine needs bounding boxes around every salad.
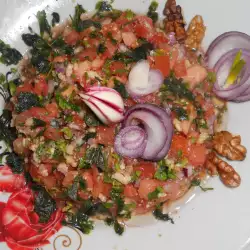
[0,0,247,242]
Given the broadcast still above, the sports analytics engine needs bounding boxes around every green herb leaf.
[0,40,22,66]
[154,161,176,181]
[32,118,46,129]
[85,146,105,171]
[6,153,24,174]
[190,179,214,192]
[52,12,60,26]
[113,79,129,99]
[63,212,94,234]
[36,10,51,36]
[84,111,102,127]
[34,186,57,223]
[55,93,80,112]
[15,92,41,113]
[147,1,159,23]
[153,207,174,223]
[0,110,17,145]
[148,187,164,200]
[171,106,188,121]
[97,43,107,54]
[162,75,195,101]
[95,1,113,12]
[124,9,135,20]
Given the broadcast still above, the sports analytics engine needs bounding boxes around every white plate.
[0,0,250,250]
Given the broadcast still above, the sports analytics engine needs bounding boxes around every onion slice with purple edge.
[114,126,148,158]
[206,31,250,69]
[213,49,250,101]
[121,104,173,161]
[127,60,164,98]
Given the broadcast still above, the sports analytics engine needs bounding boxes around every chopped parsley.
[190,179,214,192]
[154,160,176,181]
[147,1,159,23]
[0,40,22,65]
[148,187,164,200]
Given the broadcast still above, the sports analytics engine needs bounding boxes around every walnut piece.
[206,152,241,188]
[213,131,247,161]
[163,0,186,42]
[185,15,206,50]
[205,152,218,176]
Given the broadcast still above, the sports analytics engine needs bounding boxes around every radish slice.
[79,87,125,124]
[127,60,164,97]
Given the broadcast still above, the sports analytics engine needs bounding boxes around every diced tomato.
[96,125,116,146]
[133,162,156,179]
[102,40,117,59]
[45,102,59,118]
[134,16,154,40]
[152,55,170,77]
[33,77,48,96]
[124,184,138,198]
[205,104,215,120]
[28,107,52,123]
[72,114,84,127]
[188,144,207,166]
[102,23,121,41]
[168,134,189,158]
[109,61,126,76]
[182,65,208,89]
[149,32,168,46]
[122,32,137,47]
[53,55,68,63]
[173,59,187,78]
[64,30,80,45]
[169,48,179,69]
[82,171,94,190]
[44,127,63,140]
[77,48,98,61]
[16,82,34,95]
[62,171,78,187]
[42,175,57,190]
[136,93,161,105]
[138,179,159,200]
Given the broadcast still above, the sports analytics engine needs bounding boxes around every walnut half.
[185,15,206,51]
[163,0,186,42]
[213,131,247,161]
[205,152,241,188]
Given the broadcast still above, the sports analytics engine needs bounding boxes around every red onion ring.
[233,86,250,102]
[213,49,250,100]
[206,31,250,69]
[127,60,164,98]
[114,126,147,158]
[121,104,173,161]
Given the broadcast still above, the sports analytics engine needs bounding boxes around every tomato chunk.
[188,144,207,166]
[152,55,170,77]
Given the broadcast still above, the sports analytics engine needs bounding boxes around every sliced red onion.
[55,63,65,73]
[127,60,164,98]
[167,32,176,46]
[233,86,250,102]
[206,31,250,69]
[213,49,250,100]
[122,104,173,161]
[114,126,147,158]
[79,87,124,124]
